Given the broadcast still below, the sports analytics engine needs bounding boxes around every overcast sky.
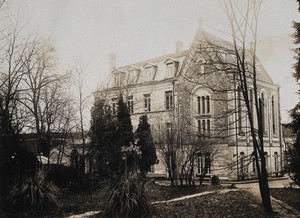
[4,0,300,122]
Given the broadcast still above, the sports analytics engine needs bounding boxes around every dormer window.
[114,71,125,86]
[164,58,179,78]
[127,66,140,84]
[142,63,157,82]
[166,63,174,78]
[145,67,153,81]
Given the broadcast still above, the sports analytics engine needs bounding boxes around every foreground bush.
[103,175,152,217]
[4,172,59,212]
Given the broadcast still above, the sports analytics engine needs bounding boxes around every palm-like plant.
[5,172,59,212]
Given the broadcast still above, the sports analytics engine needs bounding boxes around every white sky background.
[4,0,300,122]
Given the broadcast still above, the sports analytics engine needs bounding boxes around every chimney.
[176,41,183,53]
[198,18,203,29]
[108,53,116,72]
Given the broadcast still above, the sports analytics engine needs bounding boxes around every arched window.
[194,88,211,115]
[197,59,205,74]
[264,152,269,173]
[260,92,266,134]
[202,96,205,114]
[197,96,201,113]
[239,152,245,180]
[237,87,243,134]
[249,89,253,115]
[207,96,210,113]
[252,156,256,174]
[272,96,276,135]
[274,152,279,173]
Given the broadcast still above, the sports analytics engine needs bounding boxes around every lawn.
[270,188,300,212]
[2,183,296,217]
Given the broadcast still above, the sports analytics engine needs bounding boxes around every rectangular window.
[205,153,211,174]
[197,157,201,174]
[197,119,211,135]
[197,154,211,175]
[166,123,172,136]
[198,120,201,133]
[127,96,134,114]
[112,98,117,115]
[207,119,210,134]
[165,91,173,110]
[202,120,206,133]
[144,94,151,112]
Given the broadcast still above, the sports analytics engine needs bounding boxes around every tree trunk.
[258,153,272,212]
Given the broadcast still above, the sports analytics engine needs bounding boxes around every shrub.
[4,172,59,212]
[103,176,152,217]
[211,175,220,185]
[46,165,77,188]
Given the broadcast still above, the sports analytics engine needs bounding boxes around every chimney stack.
[198,18,203,29]
[108,53,116,73]
[176,41,183,53]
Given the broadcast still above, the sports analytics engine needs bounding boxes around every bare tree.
[179,0,272,212]
[69,63,92,174]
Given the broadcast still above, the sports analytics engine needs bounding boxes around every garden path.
[236,180,300,218]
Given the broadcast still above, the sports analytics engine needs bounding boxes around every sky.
[3,0,300,122]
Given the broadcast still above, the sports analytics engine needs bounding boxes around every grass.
[270,188,300,212]
[1,182,299,217]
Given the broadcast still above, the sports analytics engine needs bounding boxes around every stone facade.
[95,26,283,180]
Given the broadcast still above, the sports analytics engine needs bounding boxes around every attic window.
[128,68,139,84]
[114,71,125,86]
[164,58,179,78]
[166,63,174,78]
[142,63,156,82]
[144,67,153,81]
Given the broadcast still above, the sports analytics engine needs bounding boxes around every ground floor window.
[239,152,247,179]
[252,156,256,174]
[274,152,279,173]
[196,153,211,175]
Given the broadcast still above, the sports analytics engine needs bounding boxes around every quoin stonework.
[95,24,283,181]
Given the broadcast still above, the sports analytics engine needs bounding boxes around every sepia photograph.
[0,0,299,217]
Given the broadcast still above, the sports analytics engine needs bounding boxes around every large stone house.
[95,24,283,180]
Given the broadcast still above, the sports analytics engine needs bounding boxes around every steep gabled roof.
[178,26,274,84]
